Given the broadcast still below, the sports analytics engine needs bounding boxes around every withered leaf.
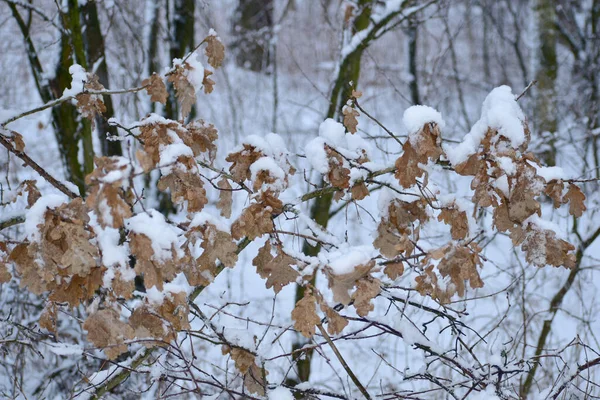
[203,69,215,94]
[350,182,369,200]
[39,302,58,334]
[508,163,542,223]
[320,303,348,335]
[438,206,469,240]
[11,132,25,152]
[231,203,274,240]
[142,73,168,104]
[129,233,180,290]
[226,144,264,182]
[291,290,321,338]
[222,345,255,375]
[564,184,586,217]
[522,228,576,269]
[342,106,359,134]
[253,241,300,293]
[158,167,208,213]
[75,73,106,120]
[217,177,233,218]
[351,277,380,317]
[205,34,225,69]
[395,141,426,188]
[83,308,134,360]
[168,64,196,120]
[326,260,374,305]
[383,262,404,280]
[544,180,564,208]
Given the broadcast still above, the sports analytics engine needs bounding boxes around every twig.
[317,324,372,400]
[0,130,79,199]
[516,80,537,101]
[1,86,148,127]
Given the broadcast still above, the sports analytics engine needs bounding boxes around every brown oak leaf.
[142,73,168,104]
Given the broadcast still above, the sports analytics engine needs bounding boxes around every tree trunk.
[232,0,274,72]
[165,0,195,121]
[535,0,558,166]
[289,0,372,386]
[82,0,123,157]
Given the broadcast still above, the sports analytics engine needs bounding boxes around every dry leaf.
[351,182,369,200]
[142,73,168,104]
[383,262,404,280]
[291,290,321,338]
[226,144,264,182]
[342,106,359,134]
[205,34,225,69]
[76,73,106,119]
[564,184,586,217]
[217,177,233,218]
[351,277,381,317]
[83,308,134,360]
[168,64,196,119]
[253,241,300,293]
[11,132,25,152]
[158,167,208,213]
[203,69,215,94]
[326,260,374,305]
[522,228,576,269]
[222,345,256,374]
[544,180,564,208]
[319,303,348,335]
[438,206,469,240]
[395,141,426,188]
[39,302,58,333]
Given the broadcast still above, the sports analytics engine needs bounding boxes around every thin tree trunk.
[233,0,274,72]
[289,0,372,385]
[535,0,558,166]
[82,1,122,157]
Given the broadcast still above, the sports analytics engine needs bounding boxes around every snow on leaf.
[326,260,374,305]
[75,73,106,120]
[85,157,132,228]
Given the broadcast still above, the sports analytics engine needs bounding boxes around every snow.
[305,137,329,174]
[496,156,516,175]
[46,343,83,356]
[250,156,286,191]
[448,86,525,165]
[183,53,205,94]
[325,245,374,275]
[190,211,230,232]
[403,105,445,137]
[93,223,129,269]
[62,64,88,98]
[535,165,566,182]
[268,386,294,400]
[25,193,68,241]
[125,209,183,261]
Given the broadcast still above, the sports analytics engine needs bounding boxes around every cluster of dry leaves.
[0,30,588,396]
